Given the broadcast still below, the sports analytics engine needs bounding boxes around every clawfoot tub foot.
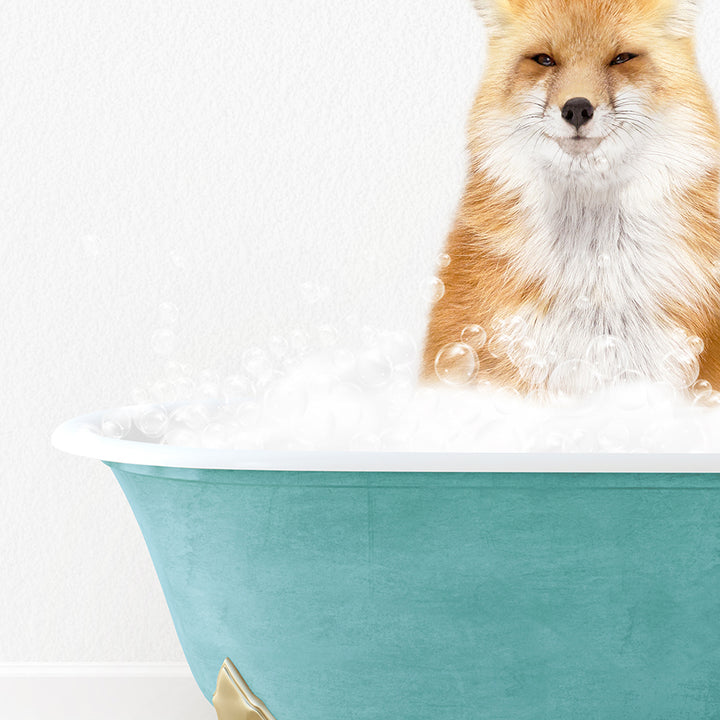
[213,658,277,720]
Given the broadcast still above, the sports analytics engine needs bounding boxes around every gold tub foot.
[213,658,277,720]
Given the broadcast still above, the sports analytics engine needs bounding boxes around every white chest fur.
[506,180,706,390]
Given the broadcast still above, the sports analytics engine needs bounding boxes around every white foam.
[111,330,720,454]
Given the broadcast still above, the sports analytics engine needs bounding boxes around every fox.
[422,0,720,396]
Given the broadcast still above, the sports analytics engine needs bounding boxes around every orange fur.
[423,0,720,393]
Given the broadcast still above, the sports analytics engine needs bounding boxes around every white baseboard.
[0,662,193,677]
[0,663,217,720]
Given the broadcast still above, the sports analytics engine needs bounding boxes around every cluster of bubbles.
[94,292,720,453]
[100,320,422,451]
[433,316,710,401]
[424,255,450,305]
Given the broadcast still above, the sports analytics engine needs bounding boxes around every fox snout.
[561,98,595,130]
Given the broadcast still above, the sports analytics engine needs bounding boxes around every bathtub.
[53,407,720,720]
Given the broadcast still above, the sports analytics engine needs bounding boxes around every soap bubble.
[691,380,713,402]
[434,343,478,386]
[135,405,169,437]
[687,335,705,356]
[357,349,394,389]
[436,253,451,268]
[518,355,550,386]
[151,328,177,357]
[504,316,528,338]
[508,337,537,367]
[425,277,445,303]
[490,316,505,332]
[127,314,720,454]
[706,392,720,408]
[661,350,700,389]
[101,409,132,439]
[157,302,179,326]
[585,335,631,379]
[487,334,511,359]
[461,325,487,351]
[171,404,211,431]
[475,378,494,394]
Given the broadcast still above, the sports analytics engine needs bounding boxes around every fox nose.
[562,97,595,130]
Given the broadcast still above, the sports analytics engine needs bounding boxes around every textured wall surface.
[2,0,720,663]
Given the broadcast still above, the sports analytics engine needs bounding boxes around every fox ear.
[472,0,512,33]
[664,0,698,37]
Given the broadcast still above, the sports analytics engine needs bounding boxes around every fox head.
[469,0,719,188]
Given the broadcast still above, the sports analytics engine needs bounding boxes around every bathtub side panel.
[109,465,720,720]
[366,484,720,719]
[109,465,373,713]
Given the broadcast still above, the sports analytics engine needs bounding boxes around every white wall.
[2,0,720,671]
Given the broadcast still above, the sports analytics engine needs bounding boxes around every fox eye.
[610,53,638,66]
[532,54,556,67]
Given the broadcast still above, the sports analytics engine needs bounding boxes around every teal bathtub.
[53,410,720,719]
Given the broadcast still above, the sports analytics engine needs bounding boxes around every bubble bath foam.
[53,413,720,720]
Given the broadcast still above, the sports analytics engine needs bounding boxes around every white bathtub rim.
[51,407,720,474]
